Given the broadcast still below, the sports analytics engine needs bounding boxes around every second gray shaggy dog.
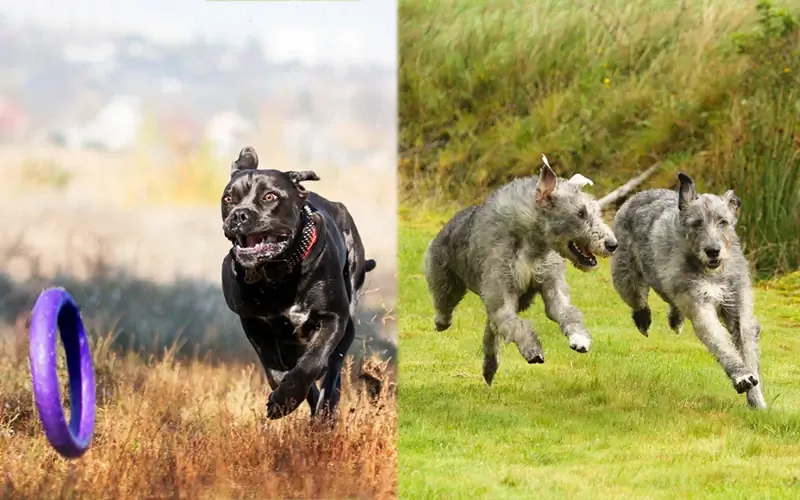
[610,172,767,409]
[424,163,618,385]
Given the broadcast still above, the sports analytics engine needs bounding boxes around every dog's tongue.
[246,235,262,247]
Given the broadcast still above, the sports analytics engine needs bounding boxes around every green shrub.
[714,0,800,277]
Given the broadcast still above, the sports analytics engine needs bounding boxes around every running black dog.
[220,147,376,419]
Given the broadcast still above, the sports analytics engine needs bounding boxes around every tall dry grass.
[0,327,396,499]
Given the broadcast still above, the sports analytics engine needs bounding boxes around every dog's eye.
[577,207,587,219]
[691,219,703,228]
[222,195,233,204]
[263,192,277,202]
[719,219,729,227]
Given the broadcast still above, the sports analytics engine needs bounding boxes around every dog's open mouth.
[234,232,291,258]
[707,259,721,269]
[568,241,598,267]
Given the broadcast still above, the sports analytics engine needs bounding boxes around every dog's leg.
[266,369,321,417]
[482,320,502,385]
[668,306,684,334]
[652,290,684,334]
[240,321,323,417]
[267,313,347,420]
[424,247,467,332]
[318,317,356,418]
[611,249,651,336]
[485,293,544,364]
[722,290,767,409]
[265,369,285,389]
[540,275,591,353]
[741,320,766,409]
[683,300,758,395]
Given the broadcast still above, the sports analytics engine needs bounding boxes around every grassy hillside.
[398,210,800,499]
[399,0,800,276]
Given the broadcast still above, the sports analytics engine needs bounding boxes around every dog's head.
[675,172,741,273]
[220,146,320,269]
[533,161,618,272]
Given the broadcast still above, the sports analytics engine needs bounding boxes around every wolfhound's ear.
[567,173,594,189]
[536,164,558,203]
[723,189,741,216]
[230,146,259,176]
[677,172,696,211]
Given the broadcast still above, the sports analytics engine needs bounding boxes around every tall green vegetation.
[399,0,800,277]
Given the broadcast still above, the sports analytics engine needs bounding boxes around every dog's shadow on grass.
[0,269,397,371]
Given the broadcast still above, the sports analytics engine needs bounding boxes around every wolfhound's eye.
[577,207,587,219]
[690,219,703,228]
[719,219,729,227]
[264,192,277,202]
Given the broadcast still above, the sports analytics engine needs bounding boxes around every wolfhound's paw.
[568,335,591,353]
[434,313,451,332]
[483,356,499,386]
[632,307,652,337]
[668,308,684,334]
[746,389,768,410]
[520,348,544,364]
[733,373,760,394]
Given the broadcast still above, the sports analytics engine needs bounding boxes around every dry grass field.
[0,327,396,499]
[0,143,397,499]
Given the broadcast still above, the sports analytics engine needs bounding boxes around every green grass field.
[398,209,800,499]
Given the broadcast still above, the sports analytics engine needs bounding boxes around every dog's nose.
[232,209,251,225]
[604,240,618,253]
[704,245,720,259]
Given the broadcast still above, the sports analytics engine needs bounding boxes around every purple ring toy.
[28,287,96,459]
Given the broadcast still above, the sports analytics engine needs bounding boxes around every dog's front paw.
[632,307,652,337]
[434,312,452,332]
[568,334,591,354]
[266,387,304,420]
[668,307,684,334]
[482,354,499,386]
[746,387,768,410]
[517,344,545,364]
[732,372,759,394]
[516,321,545,364]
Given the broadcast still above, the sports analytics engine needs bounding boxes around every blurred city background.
[0,0,397,370]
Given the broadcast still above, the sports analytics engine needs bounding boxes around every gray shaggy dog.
[610,172,767,409]
[423,162,618,385]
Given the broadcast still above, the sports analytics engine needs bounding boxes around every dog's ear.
[535,164,558,203]
[286,170,320,198]
[677,172,696,211]
[287,170,320,184]
[723,189,741,218]
[230,147,259,176]
[566,173,594,189]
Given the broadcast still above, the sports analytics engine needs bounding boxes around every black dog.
[220,147,376,419]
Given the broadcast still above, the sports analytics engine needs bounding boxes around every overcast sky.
[0,0,396,67]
